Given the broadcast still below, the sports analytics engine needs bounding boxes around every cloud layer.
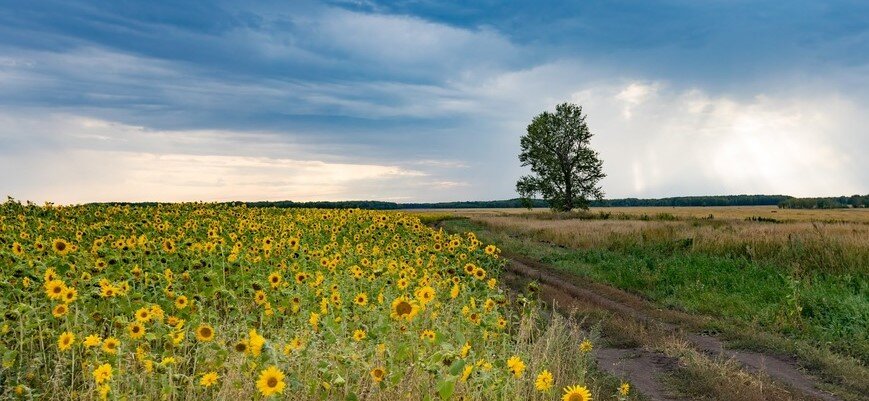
[0,1,866,203]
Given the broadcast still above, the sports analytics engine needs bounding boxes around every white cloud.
[0,113,480,204]
[570,81,867,197]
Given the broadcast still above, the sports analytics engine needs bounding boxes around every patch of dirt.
[595,348,683,401]
[500,253,843,401]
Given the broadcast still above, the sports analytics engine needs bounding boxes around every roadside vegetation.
[436,208,868,400]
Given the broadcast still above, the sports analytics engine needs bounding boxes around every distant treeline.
[243,199,550,210]
[777,195,868,209]
[590,194,791,207]
[243,195,792,210]
[86,194,868,210]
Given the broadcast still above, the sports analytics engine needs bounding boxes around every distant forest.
[777,195,868,209]
[243,195,798,210]
[93,194,868,210]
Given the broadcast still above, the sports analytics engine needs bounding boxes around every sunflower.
[195,324,215,342]
[619,383,630,396]
[419,329,436,342]
[370,367,386,383]
[460,365,474,382]
[128,322,145,339]
[162,239,175,253]
[11,241,24,256]
[248,329,265,356]
[507,356,525,378]
[174,295,189,309]
[415,286,435,305]
[52,238,71,255]
[283,337,304,354]
[200,371,219,388]
[535,370,554,391]
[100,285,117,298]
[579,339,593,353]
[84,334,102,348]
[93,364,113,384]
[484,245,497,255]
[390,296,419,321]
[354,292,368,306]
[233,340,249,353]
[58,331,75,351]
[62,287,78,303]
[102,337,120,354]
[352,329,366,341]
[52,303,68,318]
[45,280,66,300]
[254,290,267,305]
[267,272,282,288]
[473,268,486,280]
[562,385,592,401]
[134,307,151,322]
[256,365,286,397]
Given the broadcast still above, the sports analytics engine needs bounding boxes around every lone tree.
[516,103,605,211]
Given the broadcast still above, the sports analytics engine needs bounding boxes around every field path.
[501,253,843,401]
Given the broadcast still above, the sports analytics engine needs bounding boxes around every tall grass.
[470,216,869,275]
[443,215,869,364]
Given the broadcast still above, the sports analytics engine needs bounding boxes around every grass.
[440,215,868,398]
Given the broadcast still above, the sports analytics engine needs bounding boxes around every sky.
[0,0,867,204]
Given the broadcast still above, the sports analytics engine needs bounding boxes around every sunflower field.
[0,201,607,400]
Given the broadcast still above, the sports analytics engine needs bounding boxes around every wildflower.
[134,307,151,322]
[370,367,386,383]
[619,382,630,396]
[200,371,219,388]
[195,324,215,342]
[58,331,75,351]
[93,364,112,384]
[102,337,120,354]
[580,339,593,353]
[248,329,265,356]
[128,322,145,339]
[354,292,368,306]
[268,272,282,288]
[52,304,68,318]
[460,365,473,382]
[390,296,419,321]
[174,295,189,309]
[45,280,66,300]
[84,334,102,348]
[507,356,525,378]
[562,385,592,401]
[256,365,286,397]
[536,370,554,391]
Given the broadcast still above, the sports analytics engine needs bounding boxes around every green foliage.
[592,194,792,207]
[516,103,605,211]
[778,194,869,209]
[442,219,869,363]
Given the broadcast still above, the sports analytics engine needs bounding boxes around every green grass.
[442,219,868,364]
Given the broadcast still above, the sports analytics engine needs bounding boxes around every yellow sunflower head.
[256,365,286,397]
[562,385,592,401]
[390,296,419,321]
[195,324,215,342]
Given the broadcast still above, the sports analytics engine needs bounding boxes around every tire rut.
[501,254,843,401]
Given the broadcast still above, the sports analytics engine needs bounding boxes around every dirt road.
[500,253,844,401]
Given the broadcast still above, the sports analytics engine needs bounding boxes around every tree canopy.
[516,103,605,211]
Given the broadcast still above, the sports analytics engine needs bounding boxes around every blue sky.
[1,0,867,203]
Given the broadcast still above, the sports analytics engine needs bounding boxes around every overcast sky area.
[1,0,867,203]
